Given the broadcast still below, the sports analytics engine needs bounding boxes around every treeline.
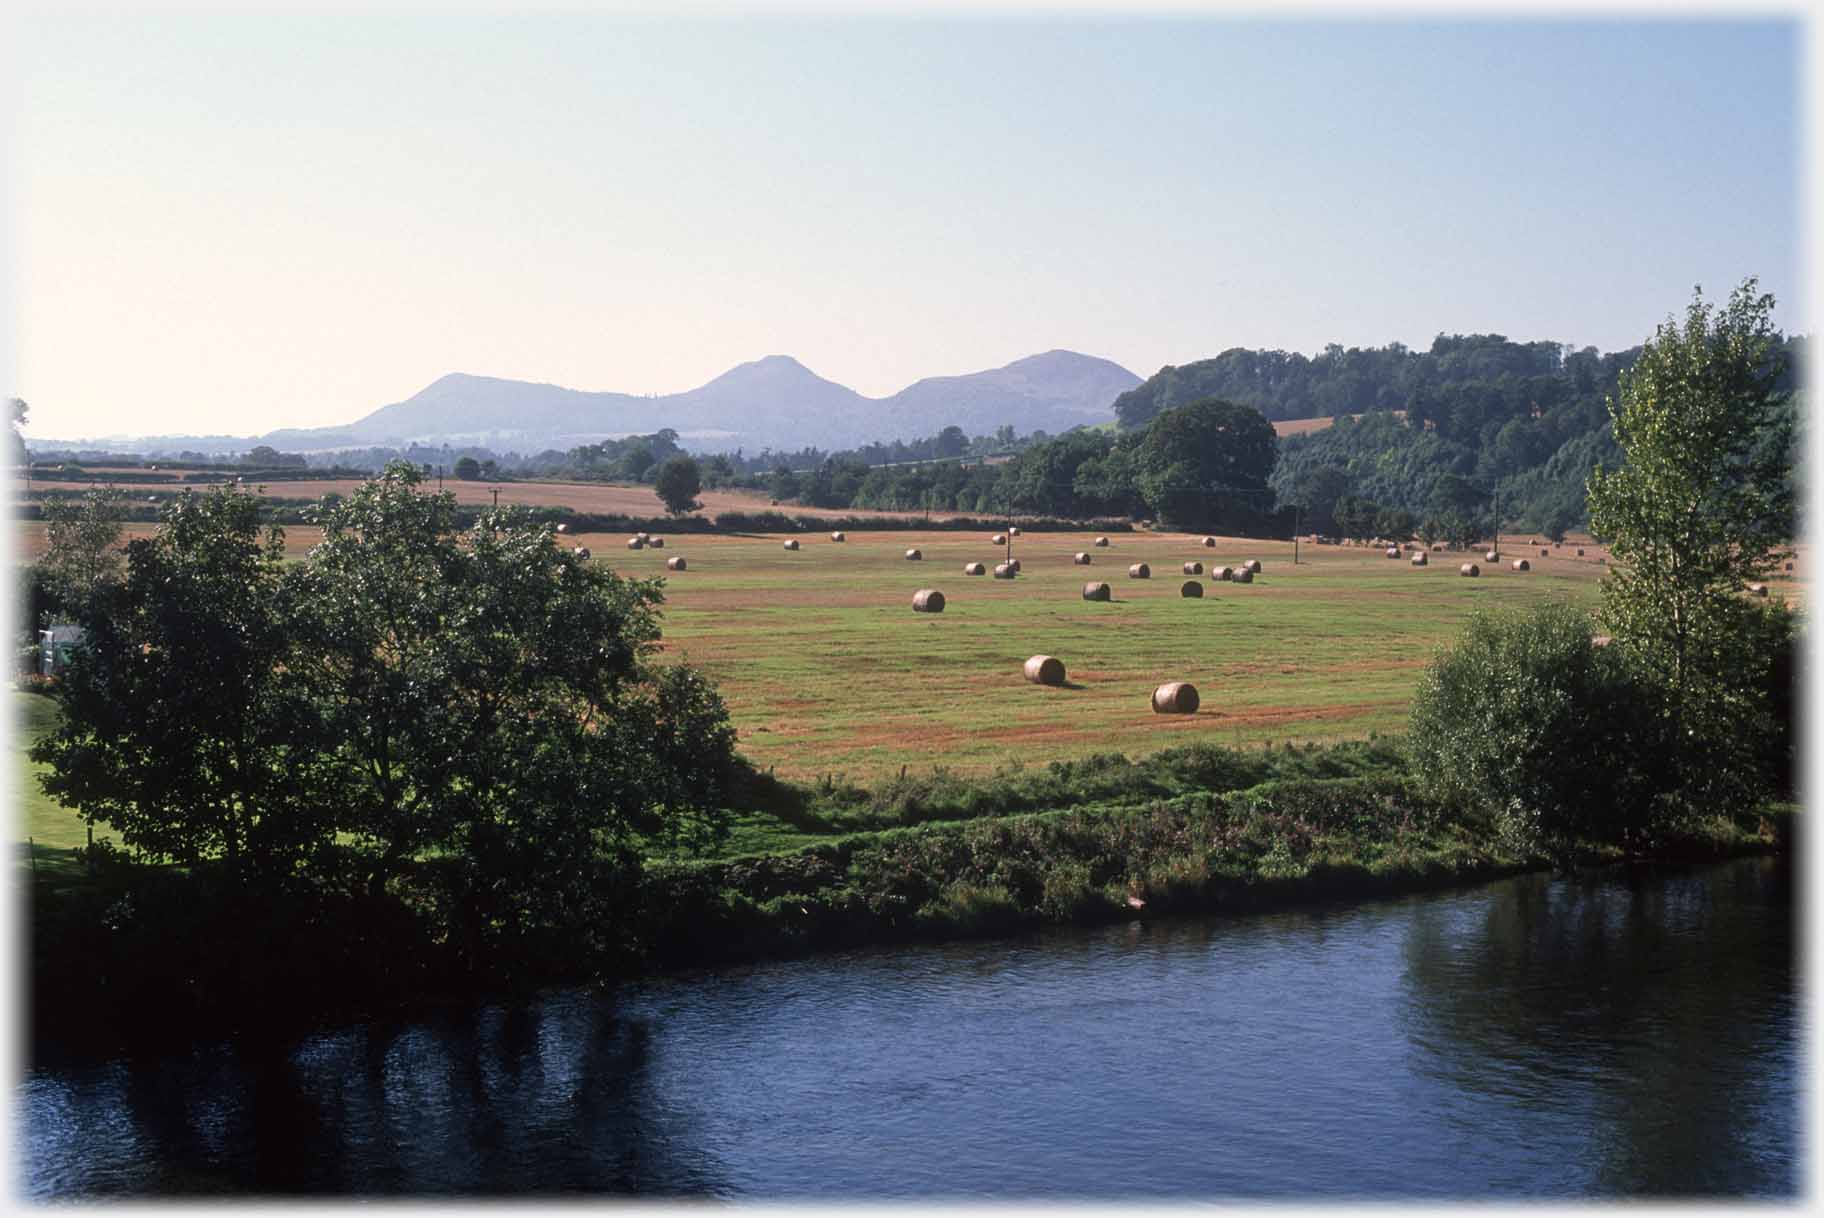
[1114,332,1805,537]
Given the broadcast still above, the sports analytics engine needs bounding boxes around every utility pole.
[490,486,500,509]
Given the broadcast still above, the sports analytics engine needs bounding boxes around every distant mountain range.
[101,349,1137,456]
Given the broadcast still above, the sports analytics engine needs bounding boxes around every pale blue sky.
[6,11,1806,439]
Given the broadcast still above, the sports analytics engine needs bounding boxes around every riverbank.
[25,760,1788,1064]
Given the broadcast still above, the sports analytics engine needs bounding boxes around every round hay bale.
[1073,552,1091,565]
[1749,583,1769,596]
[1024,655,1065,686]
[991,533,1007,545]
[1385,546,1401,559]
[1540,547,1550,556]
[1432,543,1445,552]
[626,537,645,550]
[905,548,922,560]
[666,555,686,570]
[1082,581,1112,602]
[1214,566,1234,581]
[783,539,800,551]
[648,537,665,548]
[1484,549,1498,562]
[1511,558,1530,572]
[1576,547,1586,556]
[1152,681,1200,714]
[637,532,649,541]
[1232,567,1254,584]
[912,588,945,613]
[993,562,1017,579]
[1410,551,1428,566]
[830,531,846,542]
[1007,558,1021,572]
[1202,536,1217,547]
[1182,561,1203,575]
[555,523,568,534]
[1246,559,1262,574]
[1128,562,1151,579]
[964,562,986,575]
[1094,536,1110,547]
[1459,563,1480,577]
[574,546,592,561]
[148,496,159,503]
[1179,580,1203,598]
[1009,527,1021,537]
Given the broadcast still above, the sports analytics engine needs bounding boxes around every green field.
[588,528,1614,781]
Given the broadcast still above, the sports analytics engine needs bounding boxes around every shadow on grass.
[20,840,92,891]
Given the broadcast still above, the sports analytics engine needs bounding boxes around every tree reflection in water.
[1399,857,1795,1196]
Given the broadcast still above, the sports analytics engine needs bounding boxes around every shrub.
[1408,600,1668,855]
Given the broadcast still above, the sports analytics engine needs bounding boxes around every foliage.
[653,455,704,516]
[38,485,127,614]
[1407,601,1668,855]
[31,486,324,879]
[1586,279,1796,807]
[453,455,481,480]
[1130,398,1278,530]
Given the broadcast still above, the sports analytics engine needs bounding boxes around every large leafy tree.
[1131,398,1277,530]
[32,486,325,878]
[286,463,735,960]
[38,485,127,615]
[1586,279,1795,799]
[654,455,704,516]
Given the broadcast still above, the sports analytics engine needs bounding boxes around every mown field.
[589,528,1632,779]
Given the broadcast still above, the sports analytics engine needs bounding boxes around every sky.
[2,7,1808,441]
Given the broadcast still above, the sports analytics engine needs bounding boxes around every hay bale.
[555,523,568,533]
[1201,536,1217,547]
[963,562,986,575]
[1007,558,1021,572]
[666,555,686,570]
[1576,548,1586,556]
[1074,552,1091,565]
[1540,547,1550,556]
[830,531,846,542]
[1432,543,1444,552]
[648,537,665,548]
[993,562,1017,579]
[1082,581,1112,602]
[1180,580,1203,598]
[1094,536,1110,547]
[1459,563,1480,577]
[783,539,800,550]
[1749,583,1768,597]
[1410,551,1428,566]
[1484,549,1498,562]
[912,588,946,613]
[637,532,649,541]
[1182,561,1203,575]
[1214,566,1234,581]
[1128,562,1151,579]
[1511,558,1530,572]
[991,533,1007,545]
[1246,559,1262,574]
[626,537,645,550]
[1009,527,1022,537]
[905,548,922,560]
[1152,681,1200,714]
[574,546,592,561]
[1024,655,1065,686]
[1232,567,1254,584]
[1385,546,1401,559]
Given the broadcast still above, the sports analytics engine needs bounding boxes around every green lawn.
[14,690,100,883]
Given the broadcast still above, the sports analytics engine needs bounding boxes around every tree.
[654,456,704,516]
[1408,602,1666,856]
[32,485,325,879]
[39,485,127,614]
[1587,279,1795,803]
[1131,398,1278,531]
[286,463,736,961]
[453,456,481,481]
[934,425,968,459]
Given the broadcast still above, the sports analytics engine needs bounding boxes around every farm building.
[39,625,87,677]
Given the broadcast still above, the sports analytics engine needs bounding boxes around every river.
[16,855,1797,1199]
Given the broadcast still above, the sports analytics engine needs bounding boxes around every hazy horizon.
[6,11,1804,440]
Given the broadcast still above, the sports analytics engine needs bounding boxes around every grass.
[13,691,99,885]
